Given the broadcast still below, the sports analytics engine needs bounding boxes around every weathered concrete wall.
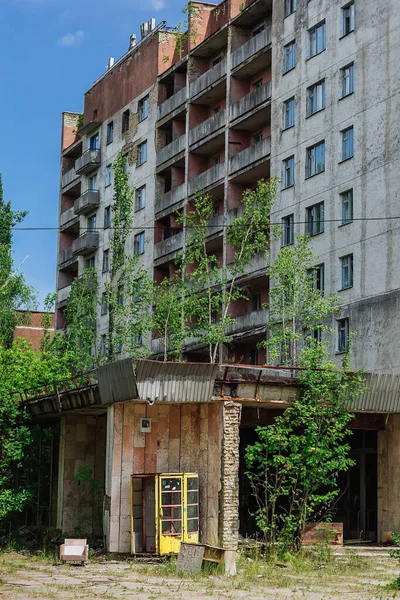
[58,414,107,536]
[220,401,242,548]
[378,415,400,541]
[108,401,223,553]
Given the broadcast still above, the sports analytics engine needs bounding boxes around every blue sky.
[0,0,183,306]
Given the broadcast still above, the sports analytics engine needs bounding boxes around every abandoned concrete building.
[51,0,400,551]
[20,360,400,551]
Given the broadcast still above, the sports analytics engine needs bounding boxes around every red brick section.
[13,311,55,352]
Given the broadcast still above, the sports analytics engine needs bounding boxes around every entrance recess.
[130,473,199,555]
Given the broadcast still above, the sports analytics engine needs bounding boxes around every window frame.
[340,62,354,98]
[306,80,326,117]
[283,155,295,188]
[308,21,326,58]
[87,214,96,232]
[106,121,113,145]
[122,109,130,134]
[101,292,108,316]
[341,1,355,38]
[283,97,295,129]
[134,231,145,255]
[340,189,353,225]
[89,132,100,150]
[105,164,112,187]
[340,253,353,290]
[138,95,149,122]
[284,40,296,73]
[337,318,349,353]
[306,140,325,178]
[88,173,97,191]
[284,0,296,18]
[102,249,109,273]
[340,126,354,161]
[137,140,148,166]
[282,213,294,246]
[104,206,111,229]
[135,185,146,212]
[306,202,325,236]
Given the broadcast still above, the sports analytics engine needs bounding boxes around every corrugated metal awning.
[353,372,400,413]
[97,358,139,405]
[135,360,218,403]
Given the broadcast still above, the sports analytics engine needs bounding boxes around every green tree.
[245,236,367,554]
[153,275,188,361]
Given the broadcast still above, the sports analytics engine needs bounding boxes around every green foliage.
[389,532,400,561]
[263,234,339,366]
[245,237,367,555]
[76,113,84,130]
[171,2,201,58]
[153,276,187,361]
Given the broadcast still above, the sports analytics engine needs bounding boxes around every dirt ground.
[0,550,399,600]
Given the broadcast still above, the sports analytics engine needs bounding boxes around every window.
[87,214,96,232]
[213,105,221,115]
[253,131,263,144]
[337,318,349,352]
[307,202,324,236]
[86,256,95,269]
[251,294,262,311]
[284,40,296,72]
[283,97,295,129]
[135,185,146,212]
[282,214,294,246]
[341,63,354,97]
[252,78,263,90]
[249,348,259,365]
[118,286,124,306]
[102,249,109,273]
[104,206,111,228]
[137,141,147,166]
[105,164,112,187]
[89,132,99,149]
[283,156,295,188]
[100,334,107,356]
[306,141,325,177]
[312,328,322,343]
[122,109,130,134]
[106,121,113,145]
[134,231,145,255]
[341,2,354,36]
[307,80,325,116]
[284,0,296,17]
[211,155,221,167]
[88,173,97,191]
[133,333,143,346]
[341,254,353,289]
[308,21,326,57]
[138,95,149,122]
[252,24,264,37]
[122,156,129,174]
[315,263,325,293]
[341,189,353,224]
[212,54,223,66]
[101,292,108,315]
[341,126,354,161]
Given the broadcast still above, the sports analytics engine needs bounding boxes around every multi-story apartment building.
[57,0,400,374]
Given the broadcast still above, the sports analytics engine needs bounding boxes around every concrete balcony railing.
[227,307,269,336]
[154,231,184,260]
[156,135,186,167]
[158,87,187,121]
[75,149,101,175]
[72,231,99,256]
[189,110,226,147]
[207,214,224,237]
[58,246,74,266]
[61,167,79,190]
[230,82,272,122]
[188,162,225,196]
[57,284,72,305]
[155,184,186,214]
[74,190,100,216]
[60,207,78,230]
[190,59,227,99]
[231,27,272,70]
[229,137,271,175]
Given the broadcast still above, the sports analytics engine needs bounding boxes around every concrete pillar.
[378,414,400,541]
[220,401,242,549]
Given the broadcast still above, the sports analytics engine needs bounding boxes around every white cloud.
[57,30,84,47]
[151,0,165,11]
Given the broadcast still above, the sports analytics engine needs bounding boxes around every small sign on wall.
[140,417,151,433]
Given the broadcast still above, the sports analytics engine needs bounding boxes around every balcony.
[227,307,269,337]
[61,167,80,191]
[188,163,225,196]
[207,213,224,238]
[72,231,99,256]
[231,27,271,71]
[60,207,78,231]
[155,184,186,216]
[74,190,100,216]
[154,231,184,261]
[189,110,226,148]
[230,82,271,122]
[158,87,187,121]
[57,284,71,307]
[75,149,101,175]
[229,137,271,175]
[190,60,227,100]
[58,246,76,268]
[156,135,186,167]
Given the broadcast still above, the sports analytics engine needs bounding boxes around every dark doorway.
[335,430,378,542]
[239,427,259,537]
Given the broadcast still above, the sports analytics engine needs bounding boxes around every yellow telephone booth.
[130,472,199,555]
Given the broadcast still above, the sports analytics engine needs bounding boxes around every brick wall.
[220,401,242,549]
[13,311,55,352]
